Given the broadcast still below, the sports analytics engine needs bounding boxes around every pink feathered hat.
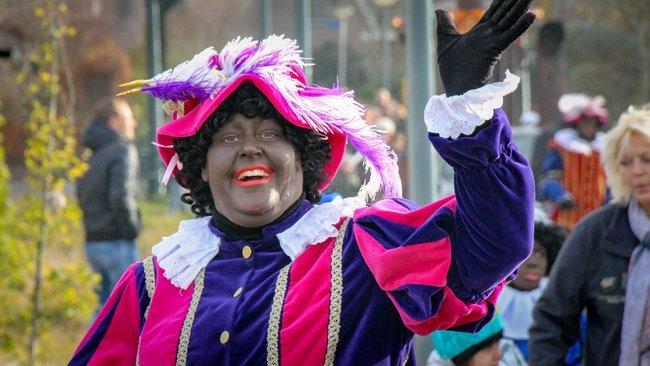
[118,35,401,201]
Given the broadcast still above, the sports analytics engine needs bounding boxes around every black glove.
[436,0,536,96]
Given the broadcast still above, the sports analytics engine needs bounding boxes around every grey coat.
[77,120,141,241]
[529,203,638,366]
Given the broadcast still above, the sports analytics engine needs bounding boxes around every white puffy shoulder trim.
[423,71,520,139]
[151,198,365,289]
[151,216,220,290]
[553,128,604,155]
[277,197,365,260]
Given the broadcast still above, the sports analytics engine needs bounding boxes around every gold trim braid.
[137,256,156,366]
[266,265,291,366]
[265,218,350,366]
[143,256,156,318]
[324,219,349,366]
[175,269,206,366]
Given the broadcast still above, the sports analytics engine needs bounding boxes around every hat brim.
[156,74,347,191]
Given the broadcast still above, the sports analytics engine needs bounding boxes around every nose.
[631,159,646,176]
[238,136,263,159]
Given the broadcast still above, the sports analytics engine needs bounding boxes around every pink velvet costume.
[70,36,534,365]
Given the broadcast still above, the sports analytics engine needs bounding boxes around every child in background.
[427,315,526,366]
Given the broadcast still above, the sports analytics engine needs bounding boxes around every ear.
[107,115,118,131]
[201,167,208,182]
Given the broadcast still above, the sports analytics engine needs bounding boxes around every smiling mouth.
[233,166,272,187]
[523,271,542,282]
[634,184,650,191]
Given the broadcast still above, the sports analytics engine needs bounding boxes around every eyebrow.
[217,119,281,134]
[259,118,281,127]
[215,125,240,134]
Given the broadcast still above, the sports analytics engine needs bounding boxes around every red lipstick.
[233,165,273,187]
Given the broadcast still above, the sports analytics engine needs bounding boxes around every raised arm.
[352,0,536,335]
[429,0,536,298]
[429,108,535,300]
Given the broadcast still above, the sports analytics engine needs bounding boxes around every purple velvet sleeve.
[428,108,535,303]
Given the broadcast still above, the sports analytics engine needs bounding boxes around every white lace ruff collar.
[151,197,365,289]
[496,278,548,339]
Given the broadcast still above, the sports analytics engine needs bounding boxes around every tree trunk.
[615,0,650,103]
[638,25,650,102]
[457,0,483,9]
[535,20,564,128]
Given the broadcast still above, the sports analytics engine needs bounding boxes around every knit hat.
[118,35,401,201]
[432,315,504,362]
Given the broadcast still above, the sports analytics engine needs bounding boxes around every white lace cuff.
[277,197,364,260]
[151,216,220,290]
[423,70,520,139]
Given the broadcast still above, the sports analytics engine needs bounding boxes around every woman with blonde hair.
[529,105,650,366]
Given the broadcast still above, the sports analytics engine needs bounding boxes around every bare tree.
[457,0,484,8]
[614,0,650,101]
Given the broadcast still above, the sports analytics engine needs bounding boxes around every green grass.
[137,197,193,256]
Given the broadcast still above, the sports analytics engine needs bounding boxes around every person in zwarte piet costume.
[538,94,609,230]
[70,0,537,364]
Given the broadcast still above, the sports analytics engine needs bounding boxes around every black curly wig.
[173,82,332,216]
[534,221,566,275]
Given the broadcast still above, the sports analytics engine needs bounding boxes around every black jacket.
[77,120,141,241]
[529,203,638,366]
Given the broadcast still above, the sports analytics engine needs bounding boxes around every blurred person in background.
[335,114,405,198]
[537,94,608,230]
[529,105,650,365]
[376,115,408,193]
[330,106,383,197]
[428,315,527,366]
[496,205,564,361]
[375,87,406,125]
[76,97,141,307]
[374,88,408,190]
[376,115,406,154]
[365,105,384,124]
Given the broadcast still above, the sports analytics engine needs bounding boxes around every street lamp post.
[406,2,438,361]
[521,32,533,114]
[380,8,392,89]
[333,5,355,86]
[405,0,436,205]
[146,0,164,199]
[262,0,273,37]
[146,0,180,202]
[373,0,398,90]
[296,0,312,80]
